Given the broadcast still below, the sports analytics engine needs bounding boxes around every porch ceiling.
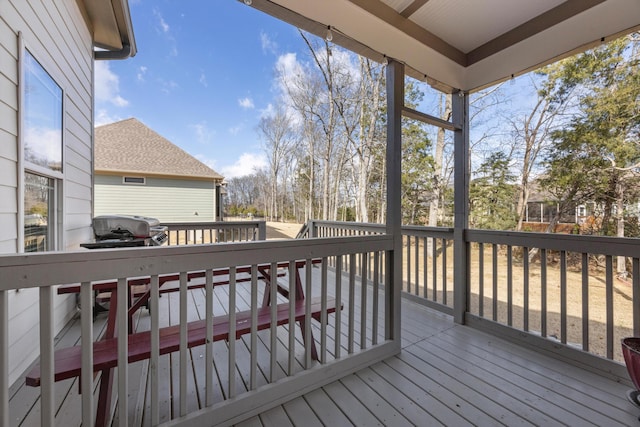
[251,0,640,93]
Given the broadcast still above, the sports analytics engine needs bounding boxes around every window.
[24,173,56,252]
[23,50,63,172]
[22,49,63,252]
[123,176,145,184]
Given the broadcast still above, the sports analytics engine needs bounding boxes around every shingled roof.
[95,118,223,180]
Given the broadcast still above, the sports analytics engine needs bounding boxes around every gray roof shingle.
[95,118,223,180]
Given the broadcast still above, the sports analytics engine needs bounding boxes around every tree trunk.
[427,94,451,256]
[378,159,386,224]
[307,137,315,221]
[527,212,560,263]
[428,93,451,228]
[616,182,627,278]
[357,110,369,223]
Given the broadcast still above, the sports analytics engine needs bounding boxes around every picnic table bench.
[25,259,339,426]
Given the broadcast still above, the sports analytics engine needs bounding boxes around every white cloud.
[260,102,276,119]
[220,153,267,179]
[275,52,301,80]
[95,109,123,127]
[199,72,208,87]
[94,61,129,107]
[228,126,241,135]
[24,126,61,164]
[260,31,278,55]
[189,122,214,144]
[153,8,178,56]
[194,154,218,171]
[238,97,255,109]
[154,9,170,33]
[158,79,178,94]
[137,66,147,82]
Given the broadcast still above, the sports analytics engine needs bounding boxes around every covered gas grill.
[81,214,168,249]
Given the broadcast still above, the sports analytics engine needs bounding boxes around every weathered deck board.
[8,268,639,427]
[431,331,616,426]
[280,397,323,427]
[256,298,638,427]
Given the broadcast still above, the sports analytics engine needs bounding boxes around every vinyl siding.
[1,0,93,385]
[95,174,217,222]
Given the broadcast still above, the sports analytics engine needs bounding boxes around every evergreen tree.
[470,152,518,230]
[542,36,640,236]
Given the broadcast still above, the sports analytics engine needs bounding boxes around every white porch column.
[385,59,403,344]
[452,90,470,324]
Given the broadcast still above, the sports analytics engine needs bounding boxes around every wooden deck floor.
[238,301,640,427]
[9,283,640,426]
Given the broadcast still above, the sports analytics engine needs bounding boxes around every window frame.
[18,37,65,253]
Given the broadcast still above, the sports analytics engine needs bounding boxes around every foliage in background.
[470,152,518,230]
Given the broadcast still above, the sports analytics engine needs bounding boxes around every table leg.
[261,263,320,360]
[295,267,319,360]
[298,319,319,360]
[95,368,114,427]
[259,265,273,307]
[95,287,118,426]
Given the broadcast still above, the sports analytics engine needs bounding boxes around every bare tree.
[510,73,575,231]
[258,103,298,221]
[428,93,451,227]
[277,59,323,221]
[298,32,339,220]
[351,57,385,222]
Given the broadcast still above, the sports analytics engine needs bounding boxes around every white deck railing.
[6,220,635,424]
[303,221,637,371]
[304,221,455,314]
[1,235,397,426]
[163,220,267,245]
[466,230,639,365]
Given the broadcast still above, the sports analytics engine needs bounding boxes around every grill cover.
[92,215,165,238]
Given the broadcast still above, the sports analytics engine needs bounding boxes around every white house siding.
[95,174,217,222]
[0,0,94,385]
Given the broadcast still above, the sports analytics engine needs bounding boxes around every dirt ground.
[401,240,633,362]
[265,221,303,239]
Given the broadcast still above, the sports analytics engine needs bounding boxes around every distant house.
[95,118,225,222]
[523,182,640,234]
[524,186,577,225]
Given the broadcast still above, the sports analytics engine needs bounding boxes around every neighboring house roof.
[95,118,223,180]
[526,183,553,204]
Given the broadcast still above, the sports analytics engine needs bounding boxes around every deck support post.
[452,90,470,324]
[385,59,403,345]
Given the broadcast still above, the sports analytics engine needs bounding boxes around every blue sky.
[95,0,309,178]
[96,1,542,180]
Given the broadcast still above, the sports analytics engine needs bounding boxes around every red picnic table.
[32,259,328,427]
